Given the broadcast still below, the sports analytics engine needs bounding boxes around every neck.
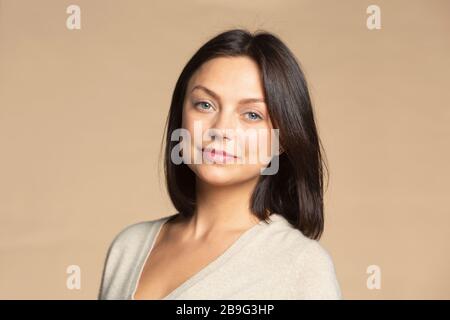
[186,176,262,239]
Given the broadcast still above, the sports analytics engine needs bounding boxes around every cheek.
[182,110,206,146]
[182,106,195,131]
[241,127,273,165]
[183,107,215,136]
[181,118,216,165]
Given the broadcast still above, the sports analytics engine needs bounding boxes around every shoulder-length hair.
[159,28,329,240]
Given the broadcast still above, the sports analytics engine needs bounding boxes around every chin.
[193,164,261,187]
[194,165,238,186]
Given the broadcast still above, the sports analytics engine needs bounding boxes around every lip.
[200,146,240,163]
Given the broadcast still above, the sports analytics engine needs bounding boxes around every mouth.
[200,147,239,163]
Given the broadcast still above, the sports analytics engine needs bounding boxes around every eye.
[244,111,263,121]
[194,101,214,111]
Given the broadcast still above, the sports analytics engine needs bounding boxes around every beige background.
[1,0,449,299]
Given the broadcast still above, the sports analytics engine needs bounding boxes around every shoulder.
[105,212,179,256]
[108,217,162,251]
[97,213,176,299]
[264,214,342,299]
[293,239,337,274]
[291,238,343,299]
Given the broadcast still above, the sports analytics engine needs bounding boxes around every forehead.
[187,56,265,99]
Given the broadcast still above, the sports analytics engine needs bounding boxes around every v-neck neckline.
[130,213,280,300]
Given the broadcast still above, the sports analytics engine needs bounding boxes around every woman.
[98,29,342,300]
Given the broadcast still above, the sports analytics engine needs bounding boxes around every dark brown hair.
[159,29,329,240]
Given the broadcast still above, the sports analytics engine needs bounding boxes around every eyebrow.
[190,85,266,104]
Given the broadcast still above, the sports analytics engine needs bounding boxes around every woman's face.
[180,56,278,186]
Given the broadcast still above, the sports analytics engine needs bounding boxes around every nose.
[207,109,235,141]
[207,127,231,141]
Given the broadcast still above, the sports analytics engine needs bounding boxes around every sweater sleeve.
[96,221,144,300]
[97,230,121,300]
[292,240,343,300]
